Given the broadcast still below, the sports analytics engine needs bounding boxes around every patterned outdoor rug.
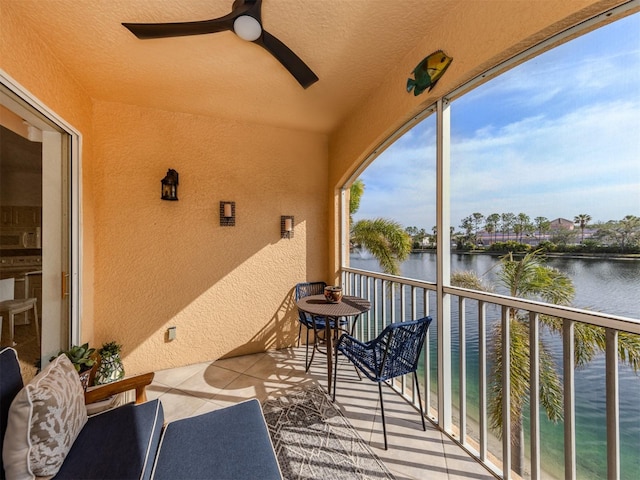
[262,384,395,480]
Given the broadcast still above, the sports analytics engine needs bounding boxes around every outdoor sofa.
[0,347,282,479]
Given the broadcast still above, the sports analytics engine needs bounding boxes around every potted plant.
[94,341,125,385]
[51,343,97,389]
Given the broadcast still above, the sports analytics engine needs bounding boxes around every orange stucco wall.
[91,101,328,372]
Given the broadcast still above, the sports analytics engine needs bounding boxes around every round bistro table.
[295,294,371,394]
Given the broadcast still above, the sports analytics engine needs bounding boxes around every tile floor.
[148,347,495,480]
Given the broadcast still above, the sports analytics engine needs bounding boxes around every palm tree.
[472,212,484,242]
[486,213,501,244]
[349,179,365,220]
[515,213,531,243]
[501,212,515,241]
[534,216,550,241]
[617,214,640,251]
[593,215,640,251]
[349,180,411,276]
[452,250,640,475]
[574,214,592,242]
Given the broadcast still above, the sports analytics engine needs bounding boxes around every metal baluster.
[606,328,620,480]
[529,312,540,480]
[563,319,576,480]
[424,288,431,420]
[502,306,511,479]
[479,301,487,462]
[459,296,466,445]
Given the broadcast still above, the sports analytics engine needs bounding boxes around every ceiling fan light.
[233,15,262,41]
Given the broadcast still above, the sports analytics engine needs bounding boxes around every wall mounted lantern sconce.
[161,169,179,201]
[281,216,294,239]
[220,201,236,226]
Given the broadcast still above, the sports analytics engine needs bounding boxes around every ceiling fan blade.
[256,30,318,89]
[123,10,241,39]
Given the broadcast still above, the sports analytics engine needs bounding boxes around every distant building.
[549,218,575,230]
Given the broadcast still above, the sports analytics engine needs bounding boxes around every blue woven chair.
[295,282,350,372]
[333,316,433,449]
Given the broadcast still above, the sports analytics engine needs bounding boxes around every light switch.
[168,326,177,341]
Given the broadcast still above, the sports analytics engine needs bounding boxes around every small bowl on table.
[324,286,343,303]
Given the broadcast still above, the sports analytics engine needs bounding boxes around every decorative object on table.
[406,50,453,96]
[334,316,433,449]
[94,341,125,385]
[281,215,294,239]
[122,0,319,89]
[323,285,343,303]
[160,168,179,201]
[50,343,97,390]
[220,201,236,226]
[262,384,395,480]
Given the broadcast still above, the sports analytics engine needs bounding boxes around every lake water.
[350,252,640,479]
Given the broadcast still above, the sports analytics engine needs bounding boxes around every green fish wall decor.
[407,50,453,96]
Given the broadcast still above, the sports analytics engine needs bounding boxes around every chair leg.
[378,382,388,450]
[414,372,426,431]
[306,327,323,372]
[332,348,340,402]
[346,318,362,380]
[353,361,363,380]
[304,328,311,372]
[349,315,359,336]
[297,323,302,347]
[9,312,16,346]
[33,301,40,346]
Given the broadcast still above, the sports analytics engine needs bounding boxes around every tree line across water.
[350,177,639,277]
[406,213,640,254]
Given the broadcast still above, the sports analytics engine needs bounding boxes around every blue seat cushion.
[1,348,23,479]
[152,399,281,480]
[54,399,164,480]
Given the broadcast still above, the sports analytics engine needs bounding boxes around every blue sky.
[354,13,640,232]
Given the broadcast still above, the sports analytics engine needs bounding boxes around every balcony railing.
[341,266,640,480]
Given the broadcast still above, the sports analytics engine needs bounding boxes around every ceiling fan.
[122,0,318,89]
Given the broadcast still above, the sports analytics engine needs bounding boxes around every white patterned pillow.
[2,354,88,479]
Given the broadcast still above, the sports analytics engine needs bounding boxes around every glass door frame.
[0,69,82,350]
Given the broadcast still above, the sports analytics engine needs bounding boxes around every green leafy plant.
[51,343,96,372]
[98,341,122,357]
[95,341,125,385]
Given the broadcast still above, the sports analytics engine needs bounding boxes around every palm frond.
[488,316,564,438]
[351,218,411,275]
[451,271,493,292]
[488,319,532,439]
[573,323,605,367]
[617,332,640,371]
[538,341,563,423]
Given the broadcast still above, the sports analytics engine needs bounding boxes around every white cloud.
[356,100,640,230]
[354,18,640,231]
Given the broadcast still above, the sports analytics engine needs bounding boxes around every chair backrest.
[295,281,326,300]
[295,282,326,322]
[376,316,432,381]
[0,278,15,302]
[1,347,24,478]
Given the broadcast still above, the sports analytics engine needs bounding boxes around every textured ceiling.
[5,0,453,133]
